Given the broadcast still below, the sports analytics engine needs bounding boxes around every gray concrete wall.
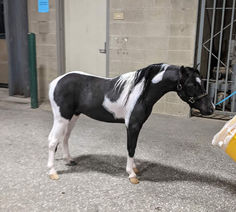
[109,0,199,117]
[0,39,8,84]
[27,0,58,102]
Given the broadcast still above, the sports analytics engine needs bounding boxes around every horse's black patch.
[106,76,125,102]
[54,73,125,122]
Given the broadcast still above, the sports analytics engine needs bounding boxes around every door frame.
[56,0,65,76]
[105,0,110,77]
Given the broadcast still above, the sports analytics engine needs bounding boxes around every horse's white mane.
[113,63,170,105]
[114,71,136,92]
[113,71,140,104]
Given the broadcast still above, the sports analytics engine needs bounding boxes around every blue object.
[38,0,49,13]
[215,91,236,106]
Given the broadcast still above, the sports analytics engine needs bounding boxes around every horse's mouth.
[192,107,214,116]
[200,109,214,116]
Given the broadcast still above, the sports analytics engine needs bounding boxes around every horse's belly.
[82,106,125,123]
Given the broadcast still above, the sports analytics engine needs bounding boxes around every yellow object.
[225,135,236,162]
[212,115,236,162]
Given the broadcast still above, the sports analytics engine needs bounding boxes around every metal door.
[196,0,236,118]
[64,0,108,77]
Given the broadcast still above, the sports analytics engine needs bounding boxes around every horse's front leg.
[126,123,142,184]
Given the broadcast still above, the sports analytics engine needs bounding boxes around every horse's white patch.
[102,72,144,126]
[68,71,112,79]
[196,77,201,85]
[125,79,144,126]
[114,72,136,95]
[161,63,169,72]
[49,75,65,119]
[103,96,126,120]
[151,64,169,84]
[152,71,165,84]
[212,102,215,109]
[126,156,136,178]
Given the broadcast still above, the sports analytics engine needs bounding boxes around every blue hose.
[215,91,236,106]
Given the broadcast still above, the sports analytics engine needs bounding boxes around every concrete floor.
[0,88,236,212]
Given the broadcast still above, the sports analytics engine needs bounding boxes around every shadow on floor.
[58,154,236,194]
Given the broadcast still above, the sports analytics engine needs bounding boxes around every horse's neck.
[145,68,179,106]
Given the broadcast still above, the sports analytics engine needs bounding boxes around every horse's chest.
[102,79,144,125]
[103,98,126,119]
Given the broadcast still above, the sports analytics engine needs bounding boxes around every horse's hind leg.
[63,115,79,166]
[47,117,69,179]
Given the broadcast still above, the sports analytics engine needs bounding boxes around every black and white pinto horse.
[47,63,214,183]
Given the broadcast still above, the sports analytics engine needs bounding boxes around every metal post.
[3,0,29,97]
[214,0,226,104]
[196,0,206,71]
[223,0,235,111]
[203,20,236,45]
[28,33,38,109]
[56,0,65,76]
[106,0,110,78]
[206,0,216,93]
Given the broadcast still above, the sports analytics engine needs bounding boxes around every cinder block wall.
[109,0,199,117]
[27,0,58,102]
[0,40,8,84]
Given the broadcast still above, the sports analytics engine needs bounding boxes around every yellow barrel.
[212,115,236,162]
[225,135,236,162]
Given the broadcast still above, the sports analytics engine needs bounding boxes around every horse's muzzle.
[199,104,214,115]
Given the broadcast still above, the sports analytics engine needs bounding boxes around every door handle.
[99,42,106,54]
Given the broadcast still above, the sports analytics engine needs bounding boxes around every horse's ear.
[194,63,200,70]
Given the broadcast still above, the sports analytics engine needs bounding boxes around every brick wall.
[109,0,199,117]
[27,0,58,102]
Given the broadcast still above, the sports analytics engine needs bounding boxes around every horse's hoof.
[129,177,139,184]
[49,173,59,180]
[133,167,139,174]
[66,160,77,166]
